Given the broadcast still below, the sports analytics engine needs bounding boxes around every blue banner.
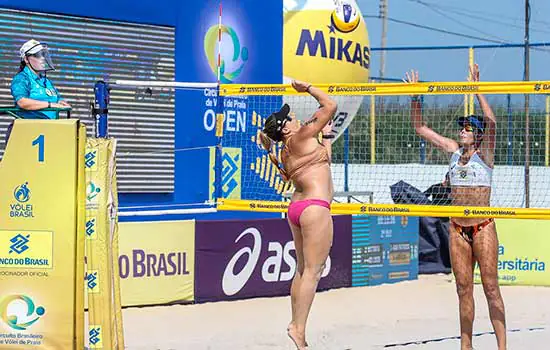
[175,0,283,206]
[352,215,419,287]
[0,0,285,218]
[176,0,282,147]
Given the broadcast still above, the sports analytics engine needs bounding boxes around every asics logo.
[221,227,331,296]
[222,228,261,296]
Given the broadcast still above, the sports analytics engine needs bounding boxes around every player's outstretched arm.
[404,70,459,153]
[292,80,337,140]
[470,64,496,166]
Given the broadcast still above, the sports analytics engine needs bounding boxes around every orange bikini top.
[280,136,329,181]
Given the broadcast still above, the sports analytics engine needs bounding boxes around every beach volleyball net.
[216,81,550,219]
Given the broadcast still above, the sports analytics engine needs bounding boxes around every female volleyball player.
[405,65,506,350]
[260,80,337,350]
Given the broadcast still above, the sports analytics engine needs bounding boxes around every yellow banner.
[475,219,550,286]
[117,220,195,306]
[85,138,124,350]
[84,220,195,308]
[217,199,550,220]
[0,120,85,349]
[220,81,550,96]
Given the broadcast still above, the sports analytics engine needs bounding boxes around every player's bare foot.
[287,322,308,349]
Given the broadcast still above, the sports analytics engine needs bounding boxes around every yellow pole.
[464,91,468,117]
[370,83,376,164]
[464,49,469,117]
[469,47,475,115]
[546,95,550,167]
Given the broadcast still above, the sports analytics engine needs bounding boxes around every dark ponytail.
[19,60,26,72]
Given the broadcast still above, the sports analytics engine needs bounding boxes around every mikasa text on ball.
[283,0,370,141]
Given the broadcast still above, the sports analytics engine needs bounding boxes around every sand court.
[114,274,550,349]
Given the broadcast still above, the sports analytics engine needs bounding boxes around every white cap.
[19,39,45,59]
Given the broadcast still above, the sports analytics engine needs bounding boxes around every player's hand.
[403,70,421,99]
[403,70,419,84]
[291,80,311,93]
[469,63,480,82]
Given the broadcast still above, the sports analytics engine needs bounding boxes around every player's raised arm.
[292,80,337,140]
[404,70,459,153]
[470,64,496,166]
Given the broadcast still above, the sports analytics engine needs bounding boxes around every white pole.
[113,80,218,89]
[118,207,217,217]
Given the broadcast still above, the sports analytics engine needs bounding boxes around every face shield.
[25,44,55,72]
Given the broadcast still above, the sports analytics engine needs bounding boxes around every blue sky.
[356,0,550,82]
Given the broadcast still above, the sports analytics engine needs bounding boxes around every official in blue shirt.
[10,39,71,119]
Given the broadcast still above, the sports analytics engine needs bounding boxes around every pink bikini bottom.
[287,199,331,227]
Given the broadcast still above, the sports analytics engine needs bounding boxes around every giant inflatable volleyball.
[283,0,370,140]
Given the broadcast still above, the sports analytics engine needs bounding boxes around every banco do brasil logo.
[85,149,97,169]
[204,24,248,83]
[9,234,30,255]
[0,295,45,331]
[13,182,31,203]
[89,326,102,346]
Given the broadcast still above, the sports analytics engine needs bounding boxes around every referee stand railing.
[0,106,72,119]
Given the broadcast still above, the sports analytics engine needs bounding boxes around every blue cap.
[457,115,485,133]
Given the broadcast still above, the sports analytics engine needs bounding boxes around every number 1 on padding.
[32,134,45,162]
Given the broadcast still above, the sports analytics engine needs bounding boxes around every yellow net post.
[469,47,475,115]
[75,123,88,349]
[546,95,550,167]
[464,93,469,117]
[370,79,376,164]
